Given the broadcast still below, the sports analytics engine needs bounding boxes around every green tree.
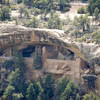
[76,93,80,100]
[83,92,97,100]
[59,0,70,11]
[19,6,24,18]
[56,75,69,100]
[26,83,38,100]
[42,75,54,100]
[36,79,44,100]
[34,0,48,10]
[23,7,29,18]
[72,16,81,38]
[77,7,86,14]
[59,80,79,100]
[12,45,25,73]
[93,7,99,20]
[8,68,25,93]
[60,81,73,100]
[98,13,100,23]
[0,6,11,21]
[47,14,62,29]
[12,93,23,100]
[73,15,90,33]
[88,0,100,15]
[3,85,15,100]
[26,17,39,28]
[48,0,53,11]
[2,45,26,99]
[8,45,26,94]
[79,15,90,32]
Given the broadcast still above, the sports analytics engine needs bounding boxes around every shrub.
[34,8,41,15]
[83,92,98,100]
[58,0,70,12]
[26,17,39,28]
[0,6,11,21]
[88,0,100,15]
[77,7,86,14]
[93,7,99,20]
[77,34,89,42]
[63,7,70,12]
[92,31,100,43]
[47,14,62,29]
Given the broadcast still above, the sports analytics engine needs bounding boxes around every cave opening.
[65,49,75,60]
[68,50,75,57]
[20,45,35,57]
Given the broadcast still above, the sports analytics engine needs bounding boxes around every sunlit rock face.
[0,24,83,58]
[0,24,100,61]
[0,24,100,88]
[76,43,100,67]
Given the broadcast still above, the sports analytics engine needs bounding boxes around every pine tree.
[0,6,11,21]
[26,83,37,100]
[9,45,26,92]
[43,75,54,100]
[56,76,69,100]
[47,14,62,29]
[83,92,97,100]
[94,8,99,20]
[3,85,15,100]
[12,93,23,100]
[8,68,25,93]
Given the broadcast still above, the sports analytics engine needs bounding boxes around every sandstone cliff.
[0,24,100,62]
[0,24,83,58]
[0,24,100,88]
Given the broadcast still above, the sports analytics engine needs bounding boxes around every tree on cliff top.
[88,0,100,15]
[0,6,11,21]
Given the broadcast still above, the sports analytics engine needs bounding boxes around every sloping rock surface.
[0,24,100,64]
[0,24,83,58]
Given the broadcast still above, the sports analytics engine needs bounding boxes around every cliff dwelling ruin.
[0,24,100,90]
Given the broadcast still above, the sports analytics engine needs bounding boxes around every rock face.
[0,24,100,61]
[0,24,100,89]
[0,24,83,58]
[76,43,100,66]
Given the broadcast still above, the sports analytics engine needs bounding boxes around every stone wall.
[23,57,84,83]
[44,58,81,81]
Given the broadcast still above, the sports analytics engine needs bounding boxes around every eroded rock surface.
[0,24,100,61]
[76,43,100,66]
[0,24,100,87]
[0,24,83,58]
